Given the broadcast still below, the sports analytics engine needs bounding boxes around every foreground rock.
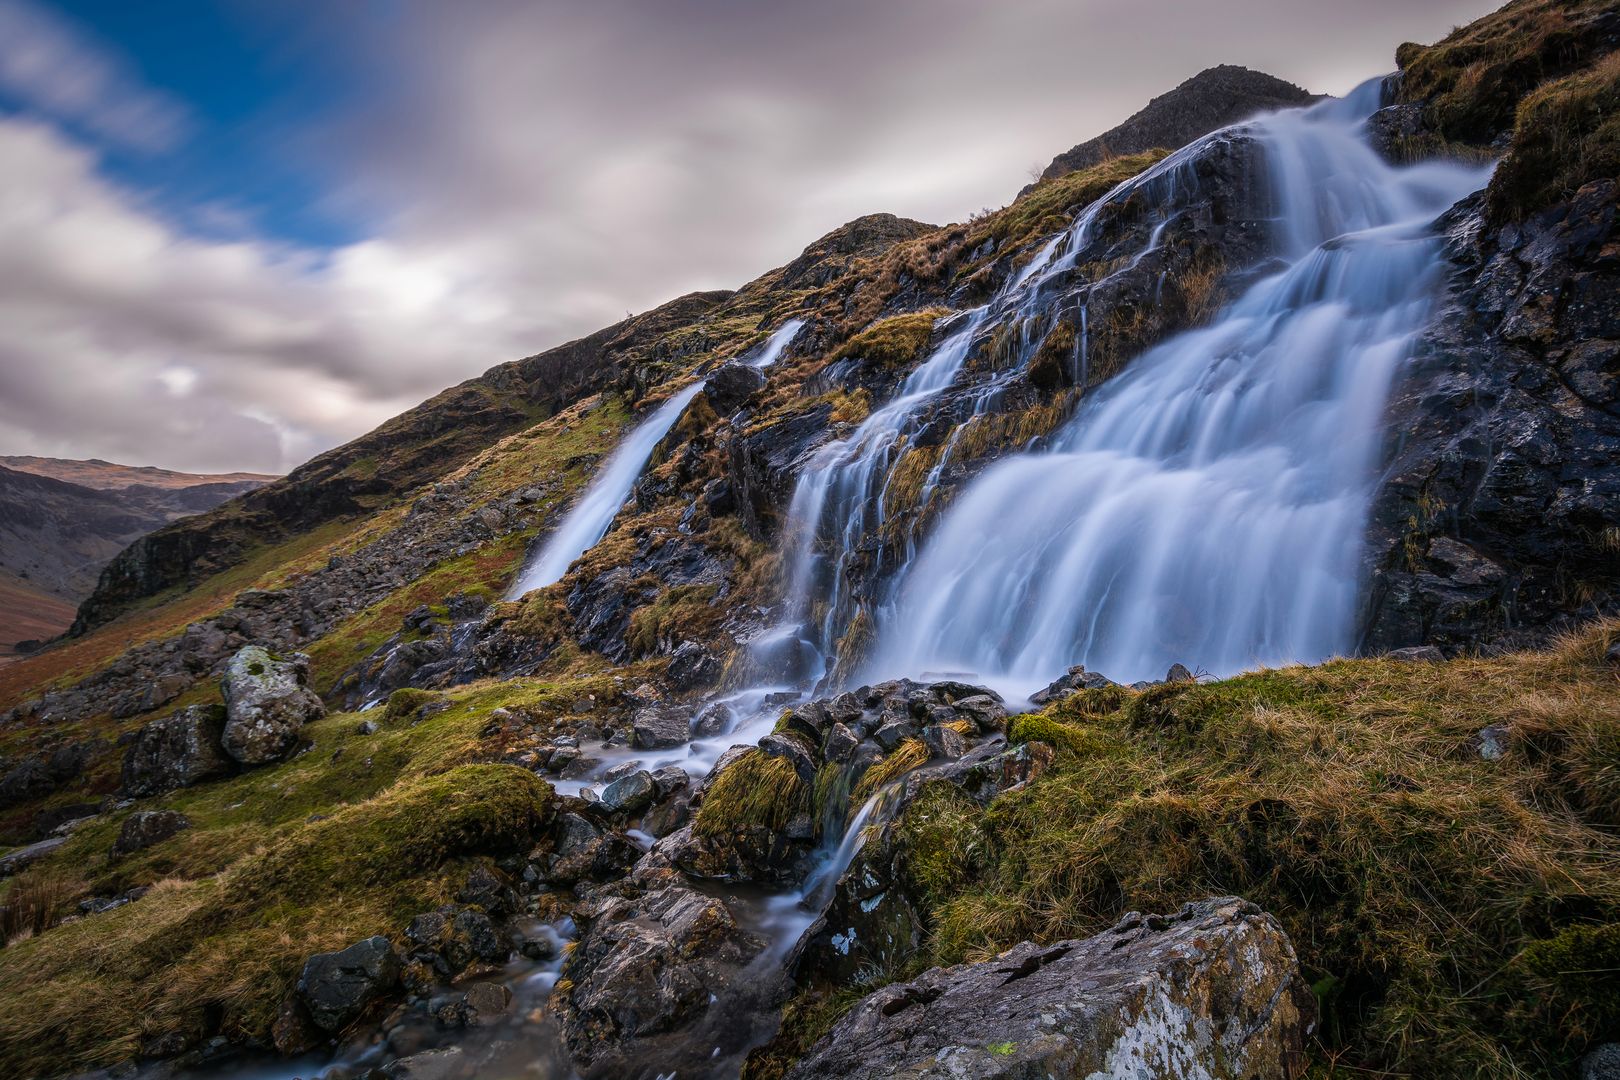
[785,897,1314,1080]
[220,646,325,764]
[557,882,772,1077]
[121,704,235,796]
[297,935,402,1032]
[110,810,191,857]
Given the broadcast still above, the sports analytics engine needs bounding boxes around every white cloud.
[0,0,190,152]
[0,0,1502,475]
[0,117,539,473]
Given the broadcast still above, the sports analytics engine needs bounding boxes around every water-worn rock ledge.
[785,896,1316,1080]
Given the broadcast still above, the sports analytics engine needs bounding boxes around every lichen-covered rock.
[220,645,325,764]
[785,897,1314,1079]
[121,704,235,796]
[296,935,402,1032]
[110,810,191,857]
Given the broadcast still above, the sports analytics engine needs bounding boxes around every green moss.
[1006,714,1111,757]
[694,750,810,837]
[626,583,721,658]
[384,687,443,723]
[0,765,553,1076]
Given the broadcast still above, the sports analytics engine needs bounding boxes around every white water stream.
[507,319,803,598]
[865,82,1492,689]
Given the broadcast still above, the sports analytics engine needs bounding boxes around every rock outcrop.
[785,897,1315,1080]
[220,646,325,764]
[121,704,235,796]
[1034,65,1317,186]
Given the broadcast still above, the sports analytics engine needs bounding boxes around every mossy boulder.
[220,646,325,765]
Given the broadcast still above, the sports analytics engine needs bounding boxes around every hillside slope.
[0,2,1617,1077]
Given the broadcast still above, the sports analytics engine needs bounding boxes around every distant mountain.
[1031,65,1318,188]
[0,458,274,654]
[0,456,275,491]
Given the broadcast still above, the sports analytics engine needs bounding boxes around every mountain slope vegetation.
[1,1,1618,1077]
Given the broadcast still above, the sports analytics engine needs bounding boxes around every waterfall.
[509,319,805,598]
[864,82,1493,689]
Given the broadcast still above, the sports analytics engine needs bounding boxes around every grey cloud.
[1,0,1498,474]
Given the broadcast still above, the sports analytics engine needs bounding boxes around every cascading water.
[507,318,803,598]
[865,82,1493,689]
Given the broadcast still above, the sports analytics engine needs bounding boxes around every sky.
[0,0,1499,476]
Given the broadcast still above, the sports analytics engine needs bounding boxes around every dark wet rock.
[1363,181,1620,655]
[456,865,518,917]
[822,722,859,763]
[631,707,689,749]
[543,831,642,886]
[650,765,689,799]
[121,704,235,796]
[0,757,57,809]
[1583,1044,1620,1080]
[785,897,1314,1080]
[297,935,402,1032]
[220,646,324,764]
[110,809,191,857]
[666,640,722,690]
[643,791,692,839]
[382,1046,468,1080]
[599,770,656,815]
[704,361,767,414]
[435,981,511,1028]
[557,883,769,1076]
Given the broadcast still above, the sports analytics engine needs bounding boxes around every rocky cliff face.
[1033,64,1318,187]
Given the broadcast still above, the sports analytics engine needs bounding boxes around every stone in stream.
[632,706,691,749]
[599,769,656,814]
[220,645,325,764]
[296,935,402,1031]
[121,704,236,796]
[784,897,1315,1079]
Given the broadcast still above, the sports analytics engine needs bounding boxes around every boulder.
[785,897,1314,1079]
[599,770,657,815]
[296,935,402,1031]
[632,707,690,749]
[1583,1044,1620,1080]
[121,705,235,796]
[220,646,325,764]
[1385,645,1445,663]
[558,884,768,1075]
[111,810,191,857]
[704,361,767,413]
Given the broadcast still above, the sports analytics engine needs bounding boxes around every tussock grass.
[0,765,553,1076]
[694,750,811,836]
[833,310,947,370]
[1396,0,1616,145]
[1489,49,1620,219]
[853,738,930,803]
[910,620,1620,1077]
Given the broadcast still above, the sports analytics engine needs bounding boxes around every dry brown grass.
[907,619,1620,1077]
